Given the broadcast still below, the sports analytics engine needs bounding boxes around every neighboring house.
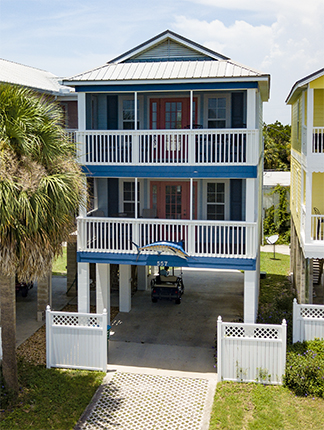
[64,30,270,323]
[286,68,324,303]
[263,171,290,211]
[0,58,78,320]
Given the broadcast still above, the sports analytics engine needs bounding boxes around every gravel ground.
[16,305,119,366]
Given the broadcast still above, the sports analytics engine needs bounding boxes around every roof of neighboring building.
[263,171,291,187]
[0,58,73,95]
[64,30,270,101]
[286,67,324,104]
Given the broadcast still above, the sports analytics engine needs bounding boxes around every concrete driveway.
[109,268,244,373]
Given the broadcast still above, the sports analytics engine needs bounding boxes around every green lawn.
[208,251,324,429]
[0,359,105,429]
[209,382,324,430]
[52,246,67,276]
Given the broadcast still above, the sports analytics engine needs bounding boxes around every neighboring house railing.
[76,129,259,166]
[46,306,107,371]
[65,128,77,144]
[311,214,324,241]
[293,299,324,343]
[217,317,287,385]
[312,127,324,153]
[77,217,257,259]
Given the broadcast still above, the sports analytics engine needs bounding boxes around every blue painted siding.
[77,251,256,270]
[82,165,257,179]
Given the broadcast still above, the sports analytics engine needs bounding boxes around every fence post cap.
[103,308,107,314]
[282,319,287,325]
[293,298,297,304]
[217,315,222,322]
[46,305,51,311]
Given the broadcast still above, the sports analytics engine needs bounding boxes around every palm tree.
[0,83,85,393]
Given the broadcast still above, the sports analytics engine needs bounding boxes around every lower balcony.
[77,217,257,260]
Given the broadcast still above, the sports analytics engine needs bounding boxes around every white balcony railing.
[77,217,257,259]
[312,127,324,153]
[311,215,324,241]
[76,129,259,166]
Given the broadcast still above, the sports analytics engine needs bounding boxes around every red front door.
[150,98,197,129]
[151,181,197,220]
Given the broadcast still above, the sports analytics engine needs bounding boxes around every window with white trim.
[207,182,225,220]
[123,181,140,217]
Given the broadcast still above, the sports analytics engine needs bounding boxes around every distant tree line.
[263,121,291,171]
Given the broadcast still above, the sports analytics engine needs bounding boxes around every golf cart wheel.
[21,286,28,297]
[152,298,158,303]
[175,298,181,305]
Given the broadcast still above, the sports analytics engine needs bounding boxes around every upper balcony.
[76,128,259,169]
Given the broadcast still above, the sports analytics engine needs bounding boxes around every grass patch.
[258,252,296,344]
[209,382,324,430]
[0,358,105,429]
[52,246,67,276]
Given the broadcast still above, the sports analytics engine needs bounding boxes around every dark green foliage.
[263,121,291,171]
[284,339,324,398]
[263,185,290,244]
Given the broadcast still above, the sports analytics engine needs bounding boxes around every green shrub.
[284,339,324,398]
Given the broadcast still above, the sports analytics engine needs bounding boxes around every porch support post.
[190,90,193,129]
[96,263,110,323]
[306,87,314,154]
[137,265,149,291]
[246,89,257,129]
[78,262,90,313]
[133,92,139,164]
[244,269,258,323]
[190,178,193,220]
[119,264,131,312]
[78,92,86,131]
[305,171,312,241]
[135,177,138,219]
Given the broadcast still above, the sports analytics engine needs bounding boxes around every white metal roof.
[65,59,267,83]
[263,171,291,187]
[0,58,73,95]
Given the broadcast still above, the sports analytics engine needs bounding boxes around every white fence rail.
[77,217,257,259]
[293,299,324,343]
[217,317,287,385]
[76,129,259,166]
[46,306,107,371]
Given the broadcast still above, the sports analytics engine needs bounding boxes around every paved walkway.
[76,366,217,430]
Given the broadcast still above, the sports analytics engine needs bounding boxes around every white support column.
[96,264,110,323]
[78,92,86,131]
[245,178,256,222]
[306,87,314,154]
[305,171,312,242]
[246,89,257,130]
[190,90,193,129]
[119,264,132,312]
[135,177,138,219]
[244,270,258,323]
[78,262,90,313]
[137,266,149,291]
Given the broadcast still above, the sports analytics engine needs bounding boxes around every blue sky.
[1,0,323,124]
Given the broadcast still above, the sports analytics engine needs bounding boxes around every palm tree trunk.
[0,274,19,393]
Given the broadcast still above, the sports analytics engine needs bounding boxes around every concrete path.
[76,268,244,430]
[261,244,290,255]
[16,276,71,346]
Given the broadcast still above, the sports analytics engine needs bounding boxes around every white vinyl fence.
[217,317,287,385]
[46,306,107,371]
[293,299,324,343]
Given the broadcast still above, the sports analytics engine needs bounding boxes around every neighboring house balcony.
[301,125,324,157]
[77,216,257,267]
[76,128,259,176]
[301,205,324,258]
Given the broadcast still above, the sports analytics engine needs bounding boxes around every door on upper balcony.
[149,98,197,162]
[150,181,197,220]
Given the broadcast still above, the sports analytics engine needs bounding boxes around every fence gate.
[217,317,286,385]
[46,306,107,371]
[293,299,324,343]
